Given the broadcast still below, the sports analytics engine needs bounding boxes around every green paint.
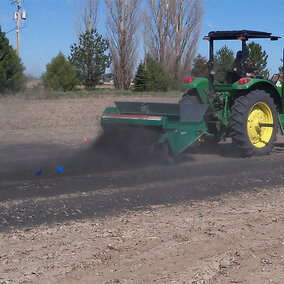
[182,77,209,103]
[278,114,284,135]
[101,106,207,156]
[160,121,207,156]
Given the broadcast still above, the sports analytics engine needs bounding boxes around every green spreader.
[101,101,209,156]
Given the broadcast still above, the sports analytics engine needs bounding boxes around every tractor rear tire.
[229,90,278,157]
[179,89,201,104]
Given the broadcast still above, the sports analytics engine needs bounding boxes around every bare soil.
[0,95,283,284]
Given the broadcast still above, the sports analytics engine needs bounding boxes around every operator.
[232,50,243,77]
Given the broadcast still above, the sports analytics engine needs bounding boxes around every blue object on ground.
[57,165,64,173]
[35,170,42,176]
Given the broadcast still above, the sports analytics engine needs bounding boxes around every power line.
[22,34,46,68]
[24,0,51,60]
[5,27,17,34]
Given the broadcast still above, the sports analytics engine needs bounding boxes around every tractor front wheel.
[229,90,278,156]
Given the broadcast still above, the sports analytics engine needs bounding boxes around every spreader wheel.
[229,90,278,156]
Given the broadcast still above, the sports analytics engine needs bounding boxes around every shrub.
[134,55,171,91]
[42,53,78,91]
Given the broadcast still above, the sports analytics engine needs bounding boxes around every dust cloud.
[0,126,166,183]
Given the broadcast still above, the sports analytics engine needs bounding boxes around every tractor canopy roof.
[204,30,280,41]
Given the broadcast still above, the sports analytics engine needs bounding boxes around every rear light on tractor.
[184,77,195,84]
[238,78,251,85]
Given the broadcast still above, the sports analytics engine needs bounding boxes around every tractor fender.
[181,77,209,104]
[232,78,282,112]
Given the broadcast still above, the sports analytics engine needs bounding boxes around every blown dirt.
[0,95,284,284]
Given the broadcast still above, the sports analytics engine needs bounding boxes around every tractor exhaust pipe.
[208,39,215,94]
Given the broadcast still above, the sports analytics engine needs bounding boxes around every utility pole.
[11,0,27,56]
[16,0,21,55]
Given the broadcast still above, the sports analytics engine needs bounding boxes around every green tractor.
[101,30,283,159]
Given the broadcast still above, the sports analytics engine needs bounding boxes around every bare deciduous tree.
[75,0,99,35]
[145,0,203,84]
[144,0,174,66]
[106,0,140,89]
[171,0,203,82]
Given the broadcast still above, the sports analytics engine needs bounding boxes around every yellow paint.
[247,102,273,148]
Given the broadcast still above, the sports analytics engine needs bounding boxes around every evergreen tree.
[246,42,268,75]
[214,45,234,83]
[0,27,26,94]
[133,63,149,91]
[191,54,208,77]
[42,53,78,91]
[147,56,172,91]
[133,55,171,92]
[69,29,111,89]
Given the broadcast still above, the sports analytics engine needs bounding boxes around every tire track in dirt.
[1,143,284,232]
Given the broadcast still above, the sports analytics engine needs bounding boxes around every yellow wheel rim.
[247,102,273,148]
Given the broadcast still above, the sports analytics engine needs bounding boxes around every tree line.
[1,0,203,93]
[0,0,282,94]
[43,0,203,92]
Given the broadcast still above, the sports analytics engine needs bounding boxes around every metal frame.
[205,30,280,93]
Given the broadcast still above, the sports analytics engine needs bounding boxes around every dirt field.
[0,95,284,284]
